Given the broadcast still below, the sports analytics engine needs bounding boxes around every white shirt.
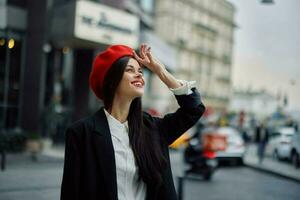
[103,80,196,200]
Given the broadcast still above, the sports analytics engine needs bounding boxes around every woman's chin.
[135,91,144,97]
[132,90,144,98]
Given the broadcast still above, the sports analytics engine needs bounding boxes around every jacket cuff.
[169,79,197,95]
[174,87,204,109]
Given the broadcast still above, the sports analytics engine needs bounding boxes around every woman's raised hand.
[133,43,165,74]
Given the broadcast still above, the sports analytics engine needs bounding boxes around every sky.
[227,0,300,111]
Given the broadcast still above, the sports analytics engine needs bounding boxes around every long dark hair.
[102,56,167,186]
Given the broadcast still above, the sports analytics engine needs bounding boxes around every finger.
[139,44,146,59]
[144,44,150,51]
[143,43,149,53]
[144,44,151,54]
[146,51,153,62]
[134,51,149,66]
[133,50,144,63]
[140,45,147,59]
[144,44,151,57]
[132,50,138,58]
[145,47,151,57]
[142,43,147,50]
[141,43,146,53]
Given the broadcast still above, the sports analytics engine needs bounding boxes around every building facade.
[154,0,236,112]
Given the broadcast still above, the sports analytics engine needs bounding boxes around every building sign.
[74,1,139,48]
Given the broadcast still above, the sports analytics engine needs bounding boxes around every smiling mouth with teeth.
[131,82,143,88]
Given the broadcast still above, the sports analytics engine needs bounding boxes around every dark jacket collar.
[92,106,109,135]
[91,106,118,200]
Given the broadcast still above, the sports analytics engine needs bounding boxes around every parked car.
[266,127,295,160]
[290,130,300,168]
[215,127,245,164]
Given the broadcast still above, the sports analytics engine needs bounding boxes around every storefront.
[0,1,27,130]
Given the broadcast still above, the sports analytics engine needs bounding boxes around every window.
[0,36,22,129]
[140,0,154,14]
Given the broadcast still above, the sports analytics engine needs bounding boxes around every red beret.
[89,44,134,100]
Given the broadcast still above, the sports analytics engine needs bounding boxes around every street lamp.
[261,0,274,4]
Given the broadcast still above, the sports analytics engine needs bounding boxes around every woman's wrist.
[154,64,166,77]
[156,67,182,89]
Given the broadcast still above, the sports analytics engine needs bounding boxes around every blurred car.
[214,127,245,164]
[290,130,300,168]
[266,127,296,160]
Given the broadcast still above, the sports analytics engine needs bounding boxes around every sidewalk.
[41,144,65,159]
[244,144,300,183]
[0,151,64,200]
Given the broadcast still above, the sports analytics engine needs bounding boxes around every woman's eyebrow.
[126,65,142,70]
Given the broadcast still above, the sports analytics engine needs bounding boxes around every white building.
[154,0,236,112]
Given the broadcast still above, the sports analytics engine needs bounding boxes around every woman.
[60,44,205,200]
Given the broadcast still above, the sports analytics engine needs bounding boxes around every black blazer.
[60,88,205,200]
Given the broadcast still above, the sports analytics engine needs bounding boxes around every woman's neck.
[108,95,132,123]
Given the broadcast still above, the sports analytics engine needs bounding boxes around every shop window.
[0,37,22,129]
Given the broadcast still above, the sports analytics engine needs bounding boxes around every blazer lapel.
[92,107,118,200]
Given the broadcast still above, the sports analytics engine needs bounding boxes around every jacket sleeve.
[60,127,81,200]
[146,87,206,145]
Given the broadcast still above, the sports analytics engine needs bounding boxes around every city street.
[175,166,300,200]
[170,150,300,200]
[0,150,299,200]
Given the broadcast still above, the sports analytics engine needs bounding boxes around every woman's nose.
[135,71,143,77]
